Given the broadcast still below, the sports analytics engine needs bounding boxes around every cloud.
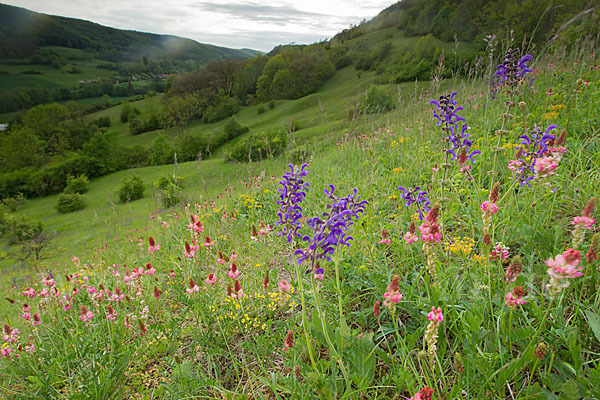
[4,0,393,52]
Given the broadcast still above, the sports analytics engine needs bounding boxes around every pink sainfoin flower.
[505,256,523,283]
[482,183,501,245]
[228,262,241,280]
[383,275,403,309]
[186,278,200,294]
[378,229,391,245]
[41,275,55,287]
[184,241,199,258]
[231,280,244,298]
[418,206,442,243]
[217,251,227,265]
[258,221,271,236]
[80,306,94,323]
[587,233,599,263]
[144,263,156,275]
[424,306,443,357]
[404,231,418,244]
[203,236,215,248]
[278,279,291,293]
[283,330,294,351]
[419,205,441,285]
[409,387,434,400]
[490,242,509,263]
[106,305,118,322]
[572,198,596,249]
[32,313,41,326]
[23,288,36,298]
[546,248,583,297]
[170,269,176,278]
[505,286,527,308]
[187,215,204,235]
[148,236,160,253]
[205,273,218,285]
[480,201,499,215]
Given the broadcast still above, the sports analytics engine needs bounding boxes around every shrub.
[360,85,396,114]
[91,116,111,128]
[55,193,86,214]
[154,175,183,208]
[225,128,288,162]
[154,175,182,191]
[159,182,183,208]
[222,116,249,141]
[128,118,144,135]
[269,100,276,109]
[64,174,89,194]
[2,193,26,211]
[286,143,309,164]
[118,175,145,203]
[257,105,265,114]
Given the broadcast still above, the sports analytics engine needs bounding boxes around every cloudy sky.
[5,0,394,52]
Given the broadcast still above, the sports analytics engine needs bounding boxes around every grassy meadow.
[0,40,599,399]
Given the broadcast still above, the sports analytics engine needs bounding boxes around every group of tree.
[0,76,165,114]
[0,103,149,199]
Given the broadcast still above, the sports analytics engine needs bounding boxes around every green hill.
[0,3,259,62]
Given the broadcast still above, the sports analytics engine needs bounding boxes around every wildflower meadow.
[1,40,599,399]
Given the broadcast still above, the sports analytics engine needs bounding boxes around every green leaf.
[585,310,600,343]
[561,379,581,400]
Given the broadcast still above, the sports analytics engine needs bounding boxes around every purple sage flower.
[276,164,309,242]
[294,185,367,275]
[492,49,534,93]
[509,124,557,186]
[429,92,479,165]
[397,186,430,220]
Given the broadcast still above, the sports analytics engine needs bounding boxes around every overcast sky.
[4,1,394,52]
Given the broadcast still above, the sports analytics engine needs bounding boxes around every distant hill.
[332,0,599,49]
[0,3,260,63]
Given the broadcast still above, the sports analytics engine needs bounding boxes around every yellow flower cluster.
[390,136,408,146]
[445,236,475,256]
[472,253,486,263]
[543,111,559,120]
[548,104,567,111]
[392,167,405,174]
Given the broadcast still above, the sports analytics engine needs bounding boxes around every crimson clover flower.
[509,124,557,186]
[397,186,430,220]
[294,185,367,275]
[276,163,309,242]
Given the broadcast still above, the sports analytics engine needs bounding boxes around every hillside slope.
[0,3,259,62]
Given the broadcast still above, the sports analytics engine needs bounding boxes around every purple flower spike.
[492,48,534,93]
[295,185,367,276]
[512,124,557,186]
[429,91,479,167]
[276,163,310,242]
[397,186,430,220]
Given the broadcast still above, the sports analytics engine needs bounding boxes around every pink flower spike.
[378,229,391,244]
[573,216,595,230]
[480,201,498,214]
[427,306,443,323]
[403,231,418,244]
[278,279,291,293]
[205,273,218,285]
